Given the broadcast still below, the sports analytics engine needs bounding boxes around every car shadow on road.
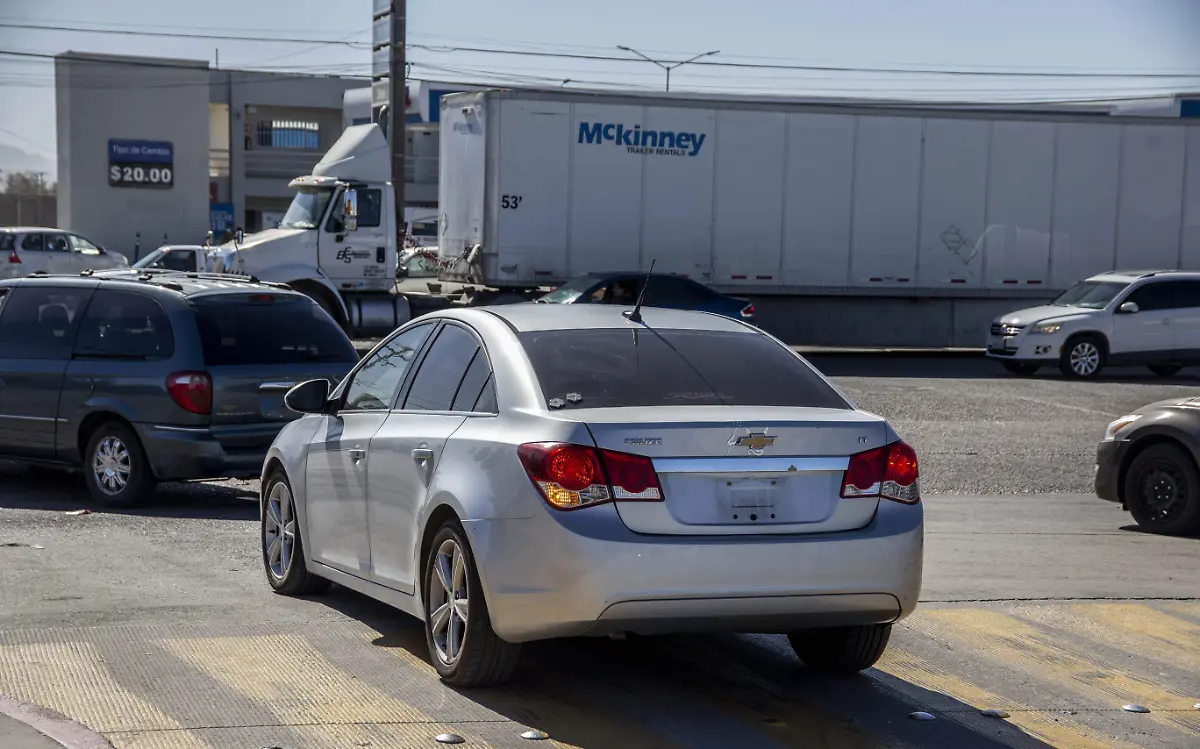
[1119,523,1200,540]
[317,587,1054,748]
[0,464,258,520]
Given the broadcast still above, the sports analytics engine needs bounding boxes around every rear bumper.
[136,423,283,481]
[1094,438,1128,503]
[464,499,923,643]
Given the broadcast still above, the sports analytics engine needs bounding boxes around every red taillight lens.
[840,441,920,504]
[166,371,212,415]
[8,250,20,264]
[740,303,754,318]
[518,442,664,510]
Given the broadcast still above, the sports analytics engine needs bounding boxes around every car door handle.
[348,448,366,462]
[412,448,434,462]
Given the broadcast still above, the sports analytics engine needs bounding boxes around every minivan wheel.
[1060,335,1105,379]
[83,422,156,508]
[1123,443,1200,536]
[788,624,892,674]
[423,520,520,687]
[261,469,330,595]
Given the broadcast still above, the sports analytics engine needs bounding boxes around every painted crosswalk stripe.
[920,608,1200,737]
[876,647,1144,749]
[161,633,492,749]
[0,640,212,749]
[1015,603,1200,676]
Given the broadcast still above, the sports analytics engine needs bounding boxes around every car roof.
[1088,270,1200,283]
[0,226,65,234]
[455,302,753,333]
[0,270,303,301]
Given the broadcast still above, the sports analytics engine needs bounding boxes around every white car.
[261,304,923,687]
[987,270,1200,379]
[0,226,129,279]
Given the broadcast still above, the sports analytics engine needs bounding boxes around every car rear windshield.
[518,328,850,410]
[192,294,358,366]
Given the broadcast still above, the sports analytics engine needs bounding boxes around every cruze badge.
[730,429,776,455]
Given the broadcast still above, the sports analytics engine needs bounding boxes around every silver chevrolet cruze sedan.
[260,304,923,687]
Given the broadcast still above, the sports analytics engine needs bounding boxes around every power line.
[0,22,370,47]
[5,20,1200,80]
[408,42,1200,80]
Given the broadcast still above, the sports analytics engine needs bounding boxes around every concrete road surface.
[1,357,1197,749]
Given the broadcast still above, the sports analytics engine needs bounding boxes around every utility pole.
[389,0,407,237]
[616,46,720,92]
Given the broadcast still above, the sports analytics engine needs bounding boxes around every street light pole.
[617,46,720,92]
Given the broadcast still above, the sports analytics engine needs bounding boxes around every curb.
[0,695,115,749]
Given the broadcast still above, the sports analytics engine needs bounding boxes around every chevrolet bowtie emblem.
[731,430,776,454]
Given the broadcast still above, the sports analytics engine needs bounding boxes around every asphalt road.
[1,356,1198,749]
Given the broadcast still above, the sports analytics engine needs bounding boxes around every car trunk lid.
[574,406,888,535]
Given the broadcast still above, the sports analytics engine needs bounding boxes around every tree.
[1,171,55,196]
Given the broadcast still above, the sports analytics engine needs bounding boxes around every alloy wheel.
[264,482,296,580]
[1070,342,1100,376]
[92,436,131,496]
[428,538,470,666]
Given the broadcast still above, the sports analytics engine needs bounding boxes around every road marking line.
[876,648,1143,749]
[919,609,1200,735]
[1017,603,1200,675]
[161,634,489,749]
[0,640,212,749]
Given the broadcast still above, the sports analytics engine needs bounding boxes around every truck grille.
[991,323,1024,336]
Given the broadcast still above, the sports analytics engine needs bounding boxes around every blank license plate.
[724,478,779,509]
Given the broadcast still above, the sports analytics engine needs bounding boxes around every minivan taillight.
[740,303,754,318]
[840,441,920,504]
[7,250,20,264]
[166,371,212,415]
[518,442,664,510]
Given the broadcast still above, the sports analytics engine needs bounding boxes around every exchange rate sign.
[108,139,174,189]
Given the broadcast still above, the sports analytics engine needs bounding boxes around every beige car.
[1,226,129,279]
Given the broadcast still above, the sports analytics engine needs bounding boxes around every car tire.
[261,469,330,595]
[788,624,892,674]
[1002,362,1040,376]
[1059,335,1105,379]
[82,421,157,508]
[1122,443,1200,536]
[1149,365,1183,377]
[423,520,520,687]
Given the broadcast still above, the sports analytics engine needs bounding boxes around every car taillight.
[517,442,664,510]
[740,303,754,318]
[166,371,212,415]
[840,441,920,504]
[8,250,20,264]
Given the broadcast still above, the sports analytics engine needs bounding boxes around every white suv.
[0,226,129,280]
[987,270,1200,379]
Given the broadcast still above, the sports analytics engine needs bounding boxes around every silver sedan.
[260,304,923,687]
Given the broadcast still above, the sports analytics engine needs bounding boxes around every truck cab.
[168,124,409,335]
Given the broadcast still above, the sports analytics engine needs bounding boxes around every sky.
[1,0,1199,175]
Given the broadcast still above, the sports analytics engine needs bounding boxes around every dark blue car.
[536,272,755,324]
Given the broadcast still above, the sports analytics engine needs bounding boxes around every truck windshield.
[279,188,334,230]
[1052,281,1128,309]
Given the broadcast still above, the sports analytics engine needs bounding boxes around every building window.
[256,120,320,149]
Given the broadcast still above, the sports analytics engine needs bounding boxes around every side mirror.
[1118,301,1139,314]
[343,189,359,232]
[284,378,331,414]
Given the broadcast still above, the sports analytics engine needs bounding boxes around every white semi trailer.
[436,88,1200,344]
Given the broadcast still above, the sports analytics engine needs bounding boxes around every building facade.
[54,52,439,260]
